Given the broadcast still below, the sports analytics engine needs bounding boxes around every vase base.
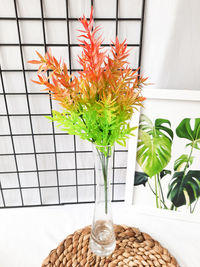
[90,220,116,257]
[89,237,116,257]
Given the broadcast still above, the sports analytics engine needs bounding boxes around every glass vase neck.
[90,143,116,256]
[92,144,114,214]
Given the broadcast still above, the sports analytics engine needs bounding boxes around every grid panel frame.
[0,0,146,208]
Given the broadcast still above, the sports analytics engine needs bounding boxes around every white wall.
[142,0,200,90]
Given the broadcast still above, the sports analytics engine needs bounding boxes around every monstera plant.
[136,114,173,208]
[168,119,200,212]
[135,116,200,213]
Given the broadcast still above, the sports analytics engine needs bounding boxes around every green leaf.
[167,170,200,207]
[160,169,171,179]
[134,171,149,186]
[45,115,53,121]
[47,102,139,154]
[186,140,200,150]
[176,118,200,150]
[155,119,174,140]
[137,115,173,177]
[174,154,194,171]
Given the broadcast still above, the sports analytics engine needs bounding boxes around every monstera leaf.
[134,171,149,186]
[167,171,200,207]
[176,118,200,150]
[174,154,194,171]
[160,169,172,179]
[134,170,170,186]
[137,115,173,177]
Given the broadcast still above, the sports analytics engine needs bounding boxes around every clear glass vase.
[89,144,116,257]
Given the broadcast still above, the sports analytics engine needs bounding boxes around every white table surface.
[0,202,199,267]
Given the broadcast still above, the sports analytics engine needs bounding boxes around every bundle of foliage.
[29,10,147,151]
[135,115,200,213]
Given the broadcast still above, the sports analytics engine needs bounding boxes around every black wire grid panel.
[0,0,146,208]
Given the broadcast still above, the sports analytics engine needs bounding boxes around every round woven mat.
[42,225,179,267]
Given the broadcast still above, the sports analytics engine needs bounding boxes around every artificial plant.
[29,9,147,154]
[29,9,147,218]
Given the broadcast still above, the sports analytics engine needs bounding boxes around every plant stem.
[154,175,159,208]
[97,147,109,214]
[148,181,168,209]
[157,174,161,208]
[189,204,192,213]
[102,154,108,215]
[170,203,175,210]
[183,145,194,176]
[104,151,109,214]
[157,173,166,208]
[191,198,199,213]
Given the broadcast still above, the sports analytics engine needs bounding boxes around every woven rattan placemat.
[42,225,179,267]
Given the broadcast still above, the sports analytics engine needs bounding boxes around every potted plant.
[29,9,147,256]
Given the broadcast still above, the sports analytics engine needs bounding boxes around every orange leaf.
[31,79,42,84]
[28,60,41,64]
[36,51,44,61]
